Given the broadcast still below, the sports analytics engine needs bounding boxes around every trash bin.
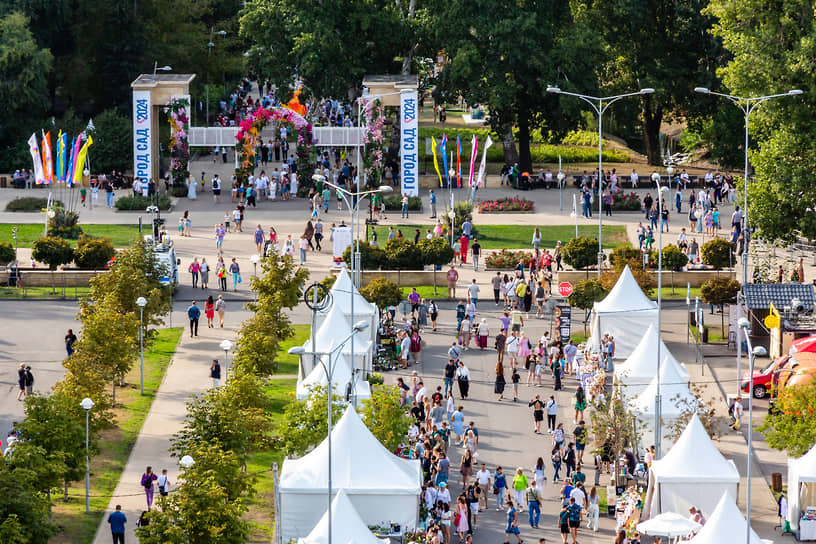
[0,176,6,188]
[702,327,709,343]
[772,472,782,492]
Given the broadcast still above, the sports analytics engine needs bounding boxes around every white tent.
[630,357,699,451]
[279,407,422,542]
[614,324,690,396]
[787,443,816,532]
[303,305,373,375]
[318,268,380,346]
[298,489,390,544]
[590,265,659,358]
[688,491,762,544]
[296,351,371,402]
[643,414,740,520]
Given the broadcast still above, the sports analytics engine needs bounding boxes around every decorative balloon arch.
[234,106,315,186]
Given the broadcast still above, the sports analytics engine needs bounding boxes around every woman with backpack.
[141,466,158,510]
[574,386,588,423]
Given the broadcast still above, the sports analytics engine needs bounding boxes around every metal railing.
[188,127,240,147]
[312,127,364,147]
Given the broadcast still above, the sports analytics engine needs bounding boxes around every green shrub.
[32,237,74,270]
[651,244,689,271]
[360,277,402,308]
[115,194,172,211]
[563,237,603,270]
[444,202,477,238]
[612,191,642,211]
[383,237,423,270]
[609,244,642,268]
[567,279,608,310]
[171,184,188,198]
[701,238,735,270]
[701,277,740,306]
[47,209,83,239]
[74,236,115,269]
[342,241,386,270]
[0,241,16,265]
[529,144,629,164]
[417,237,455,267]
[561,130,603,147]
[383,195,422,211]
[5,197,64,212]
[367,372,385,385]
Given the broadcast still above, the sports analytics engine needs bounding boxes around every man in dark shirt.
[471,239,482,271]
[65,329,77,356]
[443,360,457,396]
[495,332,507,365]
[108,504,127,544]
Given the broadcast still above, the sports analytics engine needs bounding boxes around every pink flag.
[468,135,478,187]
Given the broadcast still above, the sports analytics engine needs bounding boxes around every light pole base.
[597,251,605,277]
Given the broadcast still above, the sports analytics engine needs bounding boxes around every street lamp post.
[179,455,195,470]
[650,173,670,458]
[136,297,148,395]
[288,321,370,544]
[80,397,95,513]
[557,155,566,212]
[738,317,768,544]
[206,28,227,125]
[694,86,802,393]
[152,62,172,75]
[249,254,261,303]
[548,85,655,278]
[220,339,233,383]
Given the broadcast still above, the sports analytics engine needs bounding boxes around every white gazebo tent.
[296,350,371,402]
[614,324,690,397]
[590,265,658,358]
[279,407,422,542]
[318,268,380,345]
[787,443,816,533]
[688,491,762,544]
[629,358,699,452]
[643,414,740,520]
[303,305,373,375]
[298,489,390,544]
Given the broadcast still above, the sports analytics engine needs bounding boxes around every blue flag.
[440,133,449,187]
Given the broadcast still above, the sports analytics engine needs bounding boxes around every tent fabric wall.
[296,351,371,402]
[642,415,740,520]
[318,268,380,346]
[279,407,421,541]
[303,304,373,375]
[787,444,816,531]
[688,492,762,544]
[298,490,390,544]
[590,266,658,359]
[614,324,690,397]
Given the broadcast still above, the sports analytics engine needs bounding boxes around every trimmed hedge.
[0,241,16,265]
[115,194,172,211]
[383,195,422,211]
[6,197,64,212]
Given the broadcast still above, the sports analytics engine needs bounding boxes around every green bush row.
[383,195,422,211]
[6,197,64,212]
[343,237,454,271]
[416,138,629,164]
[31,236,115,269]
[115,194,172,211]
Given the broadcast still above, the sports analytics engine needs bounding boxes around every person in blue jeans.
[552,445,562,480]
[108,504,127,544]
[504,500,523,544]
[525,481,541,527]
[494,467,507,510]
[401,193,409,218]
[229,258,241,290]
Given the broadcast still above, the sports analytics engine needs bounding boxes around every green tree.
[360,278,403,309]
[600,259,654,297]
[589,383,642,486]
[700,238,735,270]
[609,244,642,268]
[31,237,74,270]
[651,244,689,271]
[89,109,132,173]
[361,385,412,452]
[342,241,386,271]
[567,279,607,333]
[700,277,740,332]
[758,381,816,457]
[0,11,52,166]
[274,386,345,457]
[136,443,254,544]
[0,442,60,542]
[0,241,15,265]
[73,236,115,269]
[418,236,455,292]
[383,237,423,270]
[562,237,602,275]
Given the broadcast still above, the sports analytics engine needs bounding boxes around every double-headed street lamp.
[220,339,233,383]
[738,317,768,544]
[136,297,148,395]
[249,254,261,303]
[288,320,370,544]
[547,85,655,278]
[80,397,95,513]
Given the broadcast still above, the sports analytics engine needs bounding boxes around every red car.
[740,355,790,399]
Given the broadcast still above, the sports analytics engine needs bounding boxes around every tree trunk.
[399,0,417,74]
[641,96,663,166]
[63,479,69,501]
[502,126,518,166]
[517,111,533,173]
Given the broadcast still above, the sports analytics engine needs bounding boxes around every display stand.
[615,486,643,537]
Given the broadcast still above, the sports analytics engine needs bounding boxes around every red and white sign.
[558,282,573,297]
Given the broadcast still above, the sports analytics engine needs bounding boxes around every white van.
[144,235,179,287]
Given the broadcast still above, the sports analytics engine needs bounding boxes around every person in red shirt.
[447,266,460,298]
[460,235,469,264]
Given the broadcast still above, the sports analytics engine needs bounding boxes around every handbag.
[454,512,461,525]
[238,275,242,283]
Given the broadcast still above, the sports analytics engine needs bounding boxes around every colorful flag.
[55,130,63,182]
[28,133,45,184]
[58,132,69,182]
[476,135,493,187]
[456,134,462,188]
[65,136,77,186]
[431,137,443,187]
[468,135,478,187]
[440,133,449,187]
[42,131,54,183]
[72,135,93,185]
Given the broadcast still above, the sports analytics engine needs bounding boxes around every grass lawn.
[275,324,310,375]
[370,224,627,250]
[0,223,142,248]
[400,285,450,300]
[0,285,91,299]
[50,327,183,543]
[655,286,702,300]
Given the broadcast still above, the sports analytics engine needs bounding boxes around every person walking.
[229,258,241,291]
[216,295,226,328]
[475,463,491,511]
[526,479,541,528]
[471,239,481,271]
[24,366,34,396]
[429,189,437,218]
[567,496,583,544]
[456,361,471,399]
[494,467,508,510]
[586,486,600,532]
[529,394,545,433]
[188,257,201,288]
[504,499,523,544]
[108,504,127,544]
[199,258,210,289]
[210,359,222,387]
[204,295,215,328]
[254,225,265,254]
[141,466,158,510]
[16,363,26,401]
[558,503,571,544]
[447,266,459,298]
[216,257,227,291]
[157,468,170,508]
[551,445,563,481]
[546,395,558,433]
[574,386,587,423]
[65,328,78,356]
[495,361,506,401]
[512,468,528,512]
[186,301,200,337]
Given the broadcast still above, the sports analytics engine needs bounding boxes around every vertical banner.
[133,90,152,182]
[28,133,45,184]
[468,135,478,187]
[42,131,54,183]
[431,137,443,187]
[399,89,418,196]
[456,134,462,188]
[440,133,448,187]
[476,135,493,187]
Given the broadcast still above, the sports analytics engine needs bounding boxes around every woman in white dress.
[269,179,278,201]
[186,175,197,199]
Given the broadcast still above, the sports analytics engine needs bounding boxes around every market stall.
[296,350,371,402]
[787,443,816,538]
[298,490,390,544]
[589,265,658,359]
[616,485,644,536]
[279,407,422,542]
[302,305,373,375]
[614,323,690,398]
[576,349,607,401]
[642,414,739,520]
[688,492,763,544]
[321,268,380,346]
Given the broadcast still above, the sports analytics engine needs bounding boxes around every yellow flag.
[72,135,93,184]
[432,137,443,187]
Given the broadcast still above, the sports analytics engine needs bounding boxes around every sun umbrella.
[637,511,702,538]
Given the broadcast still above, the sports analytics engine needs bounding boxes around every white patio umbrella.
[637,511,702,539]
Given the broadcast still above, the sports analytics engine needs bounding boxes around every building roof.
[743,283,814,310]
[131,74,196,89]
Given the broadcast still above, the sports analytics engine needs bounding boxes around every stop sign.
[558,282,573,297]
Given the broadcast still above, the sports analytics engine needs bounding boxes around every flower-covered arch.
[164,97,190,185]
[235,106,315,184]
